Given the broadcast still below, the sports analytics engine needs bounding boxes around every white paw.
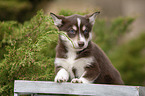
[71,78,91,84]
[54,69,69,83]
[71,78,83,83]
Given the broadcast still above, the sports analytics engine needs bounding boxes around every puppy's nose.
[78,41,84,47]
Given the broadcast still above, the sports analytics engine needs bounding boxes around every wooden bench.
[14,80,145,96]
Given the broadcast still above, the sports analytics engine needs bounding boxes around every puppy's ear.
[86,11,100,25]
[50,13,64,27]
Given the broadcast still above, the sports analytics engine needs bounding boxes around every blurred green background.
[0,0,145,95]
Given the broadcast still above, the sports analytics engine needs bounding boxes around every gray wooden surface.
[14,80,145,96]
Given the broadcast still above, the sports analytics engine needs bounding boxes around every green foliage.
[0,9,145,95]
[93,17,134,53]
[0,10,57,95]
[109,33,145,86]
[0,21,20,60]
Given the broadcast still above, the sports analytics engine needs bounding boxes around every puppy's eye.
[69,29,75,34]
[84,29,88,34]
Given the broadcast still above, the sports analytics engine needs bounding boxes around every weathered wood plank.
[14,80,145,96]
[139,86,145,96]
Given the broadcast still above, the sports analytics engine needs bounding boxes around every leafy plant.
[109,33,145,86]
[93,17,134,53]
[0,10,57,95]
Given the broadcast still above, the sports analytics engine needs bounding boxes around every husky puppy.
[50,12,124,84]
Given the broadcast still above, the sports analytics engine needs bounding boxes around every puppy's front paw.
[71,78,83,83]
[55,75,68,83]
[54,69,69,83]
[71,78,91,84]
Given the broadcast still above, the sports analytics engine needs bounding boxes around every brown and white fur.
[50,12,124,84]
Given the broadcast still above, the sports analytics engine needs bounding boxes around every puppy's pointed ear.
[50,12,64,27]
[87,11,100,25]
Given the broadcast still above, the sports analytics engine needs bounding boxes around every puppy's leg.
[71,63,100,84]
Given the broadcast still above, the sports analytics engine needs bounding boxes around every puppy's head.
[50,12,100,51]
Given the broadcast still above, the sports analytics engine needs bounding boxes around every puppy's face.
[50,12,100,51]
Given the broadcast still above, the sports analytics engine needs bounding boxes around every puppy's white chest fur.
[55,50,93,79]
